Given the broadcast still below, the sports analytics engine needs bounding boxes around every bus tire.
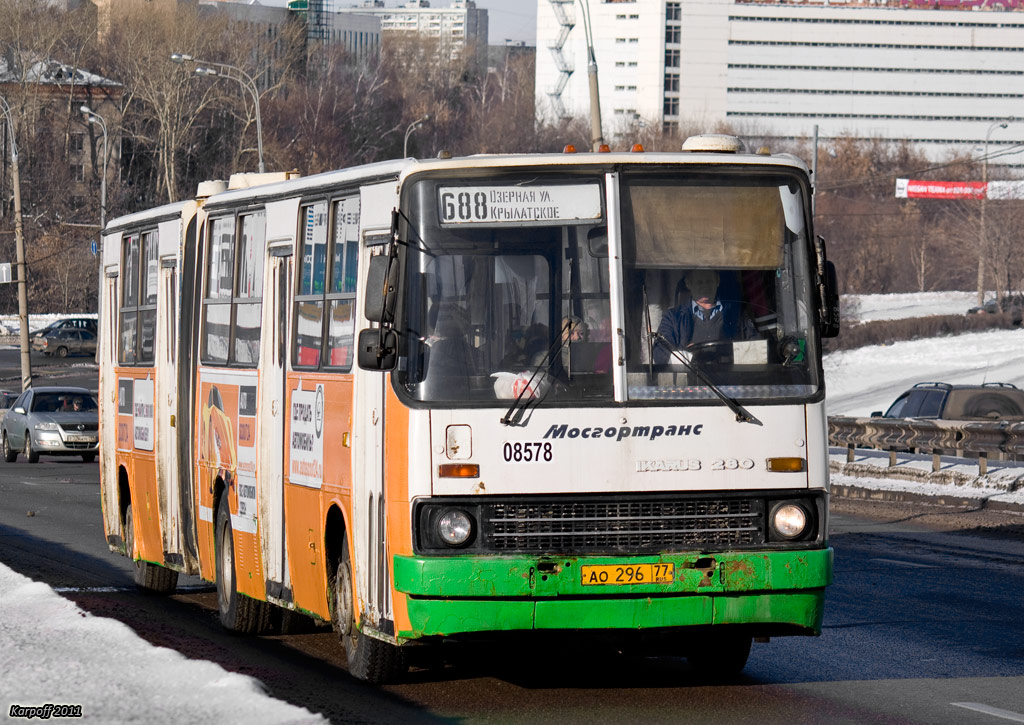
[215,501,270,634]
[686,633,752,678]
[332,550,406,684]
[125,503,178,593]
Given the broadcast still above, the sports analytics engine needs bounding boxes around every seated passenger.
[653,269,757,364]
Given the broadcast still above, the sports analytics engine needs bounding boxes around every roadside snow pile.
[0,562,325,724]
[0,314,97,337]
[842,291,979,324]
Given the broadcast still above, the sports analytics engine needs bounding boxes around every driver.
[653,269,757,363]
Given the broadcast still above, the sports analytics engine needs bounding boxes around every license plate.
[580,563,675,586]
[66,435,94,443]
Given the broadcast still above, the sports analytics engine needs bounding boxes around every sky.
[258,0,538,45]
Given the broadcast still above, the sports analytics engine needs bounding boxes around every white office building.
[536,0,1024,158]
[335,0,488,70]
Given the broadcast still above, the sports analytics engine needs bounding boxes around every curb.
[831,483,1024,515]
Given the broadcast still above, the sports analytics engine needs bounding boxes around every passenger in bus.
[423,301,477,392]
[652,269,757,364]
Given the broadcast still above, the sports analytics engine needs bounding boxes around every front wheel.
[215,501,269,633]
[24,433,39,463]
[2,433,16,463]
[686,634,752,678]
[331,551,406,684]
[125,503,177,593]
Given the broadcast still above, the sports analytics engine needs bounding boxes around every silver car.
[1,387,99,463]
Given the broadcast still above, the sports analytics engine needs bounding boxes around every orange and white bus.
[99,136,839,683]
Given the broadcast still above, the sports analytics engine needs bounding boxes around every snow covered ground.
[0,564,324,723]
[0,313,97,337]
[841,290,982,324]
[1,292,1022,720]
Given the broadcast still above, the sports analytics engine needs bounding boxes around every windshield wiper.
[650,332,763,426]
[500,318,573,427]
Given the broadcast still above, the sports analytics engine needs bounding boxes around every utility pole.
[579,0,604,151]
[0,95,32,391]
[979,119,1012,307]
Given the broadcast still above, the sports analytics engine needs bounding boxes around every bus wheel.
[332,550,406,684]
[215,502,269,633]
[125,503,178,593]
[686,633,752,678]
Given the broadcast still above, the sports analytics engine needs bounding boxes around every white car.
[1,387,99,463]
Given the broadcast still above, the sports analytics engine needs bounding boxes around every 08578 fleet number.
[502,441,553,463]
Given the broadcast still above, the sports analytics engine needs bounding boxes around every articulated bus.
[99,135,839,683]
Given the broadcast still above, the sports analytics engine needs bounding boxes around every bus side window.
[294,202,328,368]
[202,216,235,364]
[325,196,359,371]
[119,230,157,365]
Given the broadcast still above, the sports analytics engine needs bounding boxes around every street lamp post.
[80,106,108,230]
[978,118,1013,306]
[81,105,108,365]
[170,53,265,173]
[0,94,32,391]
[403,115,430,158]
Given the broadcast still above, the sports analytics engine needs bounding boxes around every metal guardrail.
[828,416,1024,475]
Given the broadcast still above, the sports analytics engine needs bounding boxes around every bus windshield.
[396,169,819,406]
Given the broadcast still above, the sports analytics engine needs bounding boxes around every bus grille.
[483,497,763,553]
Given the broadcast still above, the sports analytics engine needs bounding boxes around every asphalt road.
[0,346,99,392]
[1,355,1023,723]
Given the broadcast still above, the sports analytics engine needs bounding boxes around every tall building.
[335,1,488,72]
[202,1,382,67]
[536,0,1024,159]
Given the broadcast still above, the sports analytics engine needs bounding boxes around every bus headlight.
[436,509,474,547]
[770,503,809,539]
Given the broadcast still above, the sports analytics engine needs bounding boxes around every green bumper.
[393,548,833,639]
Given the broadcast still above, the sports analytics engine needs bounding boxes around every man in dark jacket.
[653,269,757,364]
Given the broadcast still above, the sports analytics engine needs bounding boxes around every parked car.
[0,390,18,425]
[1,387,99,463]
[872,382,1024,421]
[31,318,98,351]
[38,328,98,357]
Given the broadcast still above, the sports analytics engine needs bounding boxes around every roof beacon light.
[630,143,645,153]
[598,144,611,153]
[563,144,577,154]
[682,134,745,153]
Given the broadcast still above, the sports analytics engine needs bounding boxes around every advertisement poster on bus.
[236,385,258,528]
[133,378,154,452]
[289,384,324,488]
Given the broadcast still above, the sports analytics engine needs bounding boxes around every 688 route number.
[502,441,553,463]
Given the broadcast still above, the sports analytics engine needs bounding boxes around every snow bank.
[0,313,98,337]
[842,291,980,324]
[0,562,324,724]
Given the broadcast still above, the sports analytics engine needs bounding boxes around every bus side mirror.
[364,255,398,324]
[814,235,840,338]
[820,260,840,338]
[357,328,398,371]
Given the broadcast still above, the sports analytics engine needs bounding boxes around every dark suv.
[31,318,97,351]
[873,382,1024,421]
